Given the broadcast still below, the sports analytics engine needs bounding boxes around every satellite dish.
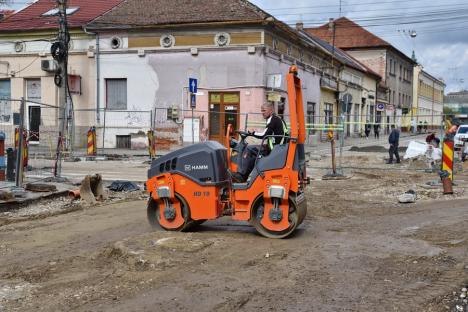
[410,30,417,38]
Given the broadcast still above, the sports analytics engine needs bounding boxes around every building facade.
[306,17,415,131]
[301,29,381,137]
[413,65,445,130]
[85,0,341,148]
[0,0,123,148]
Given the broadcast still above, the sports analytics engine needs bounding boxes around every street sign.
[376,103,385,111]
[342,93,352,105]
[190,94,196,108]
[189,78,198,94]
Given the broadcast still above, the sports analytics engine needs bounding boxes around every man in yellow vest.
[252,102,288,153]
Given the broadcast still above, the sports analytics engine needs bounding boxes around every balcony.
[320,76,338,91]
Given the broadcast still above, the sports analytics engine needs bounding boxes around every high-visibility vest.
[267,118,289,150]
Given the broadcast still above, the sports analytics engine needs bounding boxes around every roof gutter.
[85,19,267,32]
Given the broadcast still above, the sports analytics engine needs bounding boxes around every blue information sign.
[189,78,198,94]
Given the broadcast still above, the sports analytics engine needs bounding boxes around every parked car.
[454,125,468,148]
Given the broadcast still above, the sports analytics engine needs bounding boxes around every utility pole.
[53,0,69,177]
[15,97,25,187]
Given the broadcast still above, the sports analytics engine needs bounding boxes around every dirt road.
[1,161,467,311]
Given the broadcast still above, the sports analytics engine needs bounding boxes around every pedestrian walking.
[423,120,428,133]
[411,119,416,134]
[387,125,400,164]
[364,121,371,139]
[373,123,380,139]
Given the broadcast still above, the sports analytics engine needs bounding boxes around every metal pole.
[69,98,74,158]
[56,0,69,177]
[150,110,154,129]
[96,33,101,123]
[331,138,336,174]
[102,108,106,150]
[191,107,194,144]
[339,113,344,171]
[244,113,248,131]
[15,97,25,187]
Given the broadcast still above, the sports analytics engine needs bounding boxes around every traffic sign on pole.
[189,78,198,94]
[190,94,196,109]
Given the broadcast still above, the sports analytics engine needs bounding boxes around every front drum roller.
[251,195,306,239]
[147,193,194,232]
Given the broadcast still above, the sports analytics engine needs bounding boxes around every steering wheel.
[235,130,254,139]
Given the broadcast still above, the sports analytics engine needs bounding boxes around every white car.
[454,125,468,148]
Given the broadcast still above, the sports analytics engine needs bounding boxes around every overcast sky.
[250,0,468,93]
[2,0,467,93]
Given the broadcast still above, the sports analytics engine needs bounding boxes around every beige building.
[301,29,381,138]
[0,0,123,148]
[412,65,445,130]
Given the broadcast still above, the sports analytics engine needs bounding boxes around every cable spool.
[54,74,62,87]
[51,41,67,62]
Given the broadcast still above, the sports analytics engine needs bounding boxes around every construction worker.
[252,102,288,153]
[387,124,401,164]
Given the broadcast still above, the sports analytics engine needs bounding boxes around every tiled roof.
[87,0,271,29]
[306,17,416,64]
[0,0,123,32]
[300,29,381,80]
[305,17,391,49]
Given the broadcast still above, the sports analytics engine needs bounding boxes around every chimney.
[296,22,304,30]
[328,18,334,32]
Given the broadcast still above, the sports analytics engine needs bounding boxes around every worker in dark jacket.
[252,102,288,153]
[387,125,400,164]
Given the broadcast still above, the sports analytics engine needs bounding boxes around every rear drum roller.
[251,197,301,239]
[147,193,192,232]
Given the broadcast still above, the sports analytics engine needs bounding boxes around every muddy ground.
[0,153,467,312]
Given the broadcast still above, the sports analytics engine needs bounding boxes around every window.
[0,79,11,123]
[106,79,127,110]
[399,65,402,79]
[324,103,333,125]
[351,74,362,85]
[389,59,393,75]
[341,71,352,82]
[307,102,316,134]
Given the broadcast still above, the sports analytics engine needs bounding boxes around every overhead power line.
[273,3,468,17]
[263,0,465,10]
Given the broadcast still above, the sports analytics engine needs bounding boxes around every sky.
[250,0,468,93]
[1,0,468,93]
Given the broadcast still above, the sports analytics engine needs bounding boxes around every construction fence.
[1,96,462,188]
[0,98,64,187]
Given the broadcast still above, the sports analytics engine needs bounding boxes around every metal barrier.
[0,97,454,189]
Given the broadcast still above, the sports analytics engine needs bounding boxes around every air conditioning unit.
[41,59,59,73]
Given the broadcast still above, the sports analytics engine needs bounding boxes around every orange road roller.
[146,67,308,238]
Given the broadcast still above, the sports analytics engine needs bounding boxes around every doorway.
[208,92,240,143]
[28,106,41,143]
[26,79,41,143]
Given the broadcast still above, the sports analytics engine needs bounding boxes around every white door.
[26,79,41,144]
[183,118,200,143]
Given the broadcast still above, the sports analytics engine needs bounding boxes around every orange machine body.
[146,68,308,238]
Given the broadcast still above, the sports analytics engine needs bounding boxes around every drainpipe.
[83,27,100,124]
[96,33,101,124]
